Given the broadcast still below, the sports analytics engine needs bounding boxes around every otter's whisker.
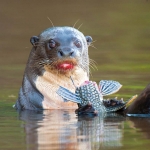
[89,58,97,64]
[89,44,97,50]
[73,19,80,28]
[89,64,97,71]
[47,17,55,27]
[78,23,83,30]
[91,40,97,44]
[89,59,98,70]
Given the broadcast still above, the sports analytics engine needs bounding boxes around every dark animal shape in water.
[126,84,150,117]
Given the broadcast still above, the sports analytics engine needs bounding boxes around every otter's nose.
[58,48,75,57]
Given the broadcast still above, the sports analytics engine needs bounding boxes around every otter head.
[29,27,92,76]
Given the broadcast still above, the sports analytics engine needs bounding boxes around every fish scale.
[76,83,106,112]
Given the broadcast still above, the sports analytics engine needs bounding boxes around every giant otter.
[15,27,92,110]
[15,26,150,116]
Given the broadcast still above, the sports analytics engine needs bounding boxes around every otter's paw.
[75,103,98,116]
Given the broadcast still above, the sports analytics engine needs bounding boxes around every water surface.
[0,0,150,150]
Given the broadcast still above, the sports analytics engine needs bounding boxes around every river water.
[0,0,150,150]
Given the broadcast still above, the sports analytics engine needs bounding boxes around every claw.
[121,98,124,103]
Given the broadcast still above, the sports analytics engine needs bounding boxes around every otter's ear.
[30,36,39,46]
[85,36,93,46]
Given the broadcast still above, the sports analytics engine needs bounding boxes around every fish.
[56,79,137,113]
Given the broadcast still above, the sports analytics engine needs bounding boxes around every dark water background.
[0,0,150,150]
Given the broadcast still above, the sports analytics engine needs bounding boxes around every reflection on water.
[19,110,124,150]
[129,117,150,139]
[0,108,150,150]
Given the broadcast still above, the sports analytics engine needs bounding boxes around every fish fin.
[56,86,82,103]
[99,80,122,96]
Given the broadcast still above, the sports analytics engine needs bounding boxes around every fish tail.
[99,80,122,96]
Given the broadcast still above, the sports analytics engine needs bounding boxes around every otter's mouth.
[57,63,74,70]
[55,61,77,71]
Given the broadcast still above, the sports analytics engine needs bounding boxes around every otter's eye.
[74,40,82,48]
[48,39,56,49]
